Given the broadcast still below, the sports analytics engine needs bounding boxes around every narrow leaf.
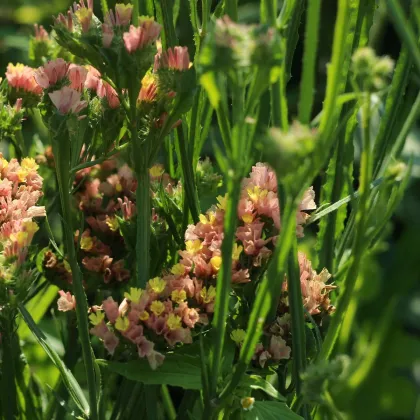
[18,303,90,417]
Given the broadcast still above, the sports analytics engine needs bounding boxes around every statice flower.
[0,155,45,272]
[88,163,325,369]
[5,63,43,95]
[123,19,161,53]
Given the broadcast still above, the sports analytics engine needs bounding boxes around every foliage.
[0,0,420,419]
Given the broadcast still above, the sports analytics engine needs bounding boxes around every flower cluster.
[0,155,45,279]
[86,163,332,370]
[44,159,181,289]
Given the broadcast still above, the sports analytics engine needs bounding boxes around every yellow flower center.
[170,263,185,276]
[139,310,149,321]
[124,287,144,304]
[200,285,216,304]
[210,256,222,272]
[106,216,119,232]
[171,289,187,304]
[216,194,228,210]
[232,244,243,260]
[115,316,130,332]
[186,239,203,255]
[80,236,94,251]
[166,313,182,330]
[150,300,165,316]
[89,311,104,325]
[241,214,254,224]
[148,277,166,294]
[247,186,268,203]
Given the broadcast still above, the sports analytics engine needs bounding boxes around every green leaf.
[97,353,202,389]
[238,375,286,401]
[200,73,220,108]
[18,303,90,417]
[18,284,59,341]
[244,401,303,420]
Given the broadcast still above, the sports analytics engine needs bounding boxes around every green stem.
[135,161,151,288]
[373,45,412,177]
[202,0,211,35]
[385,0,420,74]
[287,238,307,416]
[298,0,321,124]
[53,136,98,420]
[262,0,277,25]
[225,0,238,21]
[319,0,357,145]
[176,126,200,223]
[284,0,305,83]
[1,316,18,420]
[209,175,242,397]
[161,385,176,420]
[271,61,289,130]
[100,0,108,15]
[218,190,299,404]
[319,93,372,361]
[132,0,139,26]
[215,102,232,151]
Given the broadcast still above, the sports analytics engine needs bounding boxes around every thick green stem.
[209,175,242,397]
[319,94,372,361]
[54,137,98,420]
[135,161,151,288]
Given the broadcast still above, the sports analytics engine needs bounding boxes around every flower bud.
[260,121,317,178]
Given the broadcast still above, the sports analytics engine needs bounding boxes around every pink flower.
[182,308,200,328]
[14,98,23,112]
[103,331,119,355]
[236,222,270,256]
[57,290,76,311]
[268,335,291,361]
[102,24,114,48]
[34,24,49,41]
[54,10,74,31]
[104,83,120,108]
[137,335,155,357]
[68,64,88,91]
[84,66,101,90]
[48,86,88,115]
[102,297,119,323]
[90,321,109,339]
[35,58,69,89]
[6,63,42,95]
[154,46,190,72]
[123,20,161,53]
[296,187,316,237]
[147,350,165,370]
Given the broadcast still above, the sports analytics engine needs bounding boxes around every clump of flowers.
[0,155,45,279]
[86,163,333,369]
[42,159,181,288]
